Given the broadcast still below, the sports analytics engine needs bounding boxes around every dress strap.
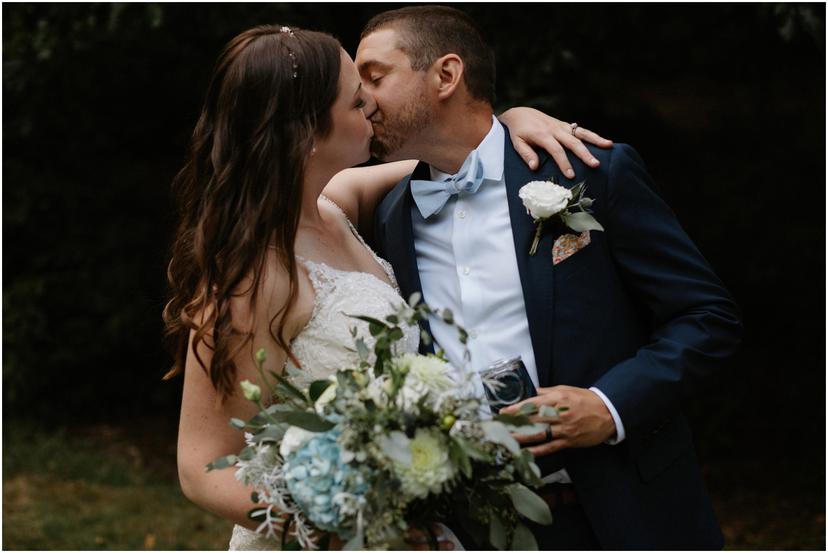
[319,195,399,290]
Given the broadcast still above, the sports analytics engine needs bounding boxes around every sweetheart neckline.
[284,258,404,370]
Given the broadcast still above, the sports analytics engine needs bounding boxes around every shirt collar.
[429,115,505,183]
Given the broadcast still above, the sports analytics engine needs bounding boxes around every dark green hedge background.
[3,1,824,504]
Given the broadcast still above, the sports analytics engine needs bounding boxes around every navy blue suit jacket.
[372,130,742,549]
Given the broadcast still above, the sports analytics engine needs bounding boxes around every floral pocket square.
[552,231,591,265]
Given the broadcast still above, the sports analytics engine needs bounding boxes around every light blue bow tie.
[411,149,486,219]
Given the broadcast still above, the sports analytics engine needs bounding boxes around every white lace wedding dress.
[229,198,421,550]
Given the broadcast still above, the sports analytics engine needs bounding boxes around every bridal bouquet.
[209,294,551,550]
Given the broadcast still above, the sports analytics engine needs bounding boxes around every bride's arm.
[322,159,417,235]
[176,263,298,531]
[323,109,614,233]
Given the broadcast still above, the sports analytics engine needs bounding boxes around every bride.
[162,24,609,550]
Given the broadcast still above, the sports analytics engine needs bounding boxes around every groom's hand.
[501,385,616,456]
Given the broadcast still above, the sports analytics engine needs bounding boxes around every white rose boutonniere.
[518,179,604,255]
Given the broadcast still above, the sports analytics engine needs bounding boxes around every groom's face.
[355,28,434,161]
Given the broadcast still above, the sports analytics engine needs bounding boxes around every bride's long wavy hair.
[162,25,342,400]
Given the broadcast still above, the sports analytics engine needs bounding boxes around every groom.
[359,5,742,550]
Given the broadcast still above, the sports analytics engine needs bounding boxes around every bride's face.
[312,49,376,169]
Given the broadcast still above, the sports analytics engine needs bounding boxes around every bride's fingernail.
[591,158,599,166]
[566,169,575,178]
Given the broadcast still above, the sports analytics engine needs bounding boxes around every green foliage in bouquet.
[209,293,552,550]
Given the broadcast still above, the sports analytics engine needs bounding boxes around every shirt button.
[469,330,478,339]
[457,209,467,219]
[462,266,470,276]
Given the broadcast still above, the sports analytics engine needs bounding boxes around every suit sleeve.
[591,144,743,437]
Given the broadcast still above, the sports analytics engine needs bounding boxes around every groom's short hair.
[361,5,495,105]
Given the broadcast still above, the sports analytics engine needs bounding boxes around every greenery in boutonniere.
[518,179,604,255]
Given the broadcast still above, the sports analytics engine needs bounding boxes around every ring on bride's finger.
[545,426,553,442]
[570,122,579,136]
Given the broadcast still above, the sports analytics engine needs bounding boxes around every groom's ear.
[431,53,464,101]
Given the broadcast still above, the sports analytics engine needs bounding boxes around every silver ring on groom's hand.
[570,122,579,136]
[545,427,553,442]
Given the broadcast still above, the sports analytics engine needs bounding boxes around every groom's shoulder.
[534,142,651,192]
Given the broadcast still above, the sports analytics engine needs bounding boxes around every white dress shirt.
[411,117,626,482]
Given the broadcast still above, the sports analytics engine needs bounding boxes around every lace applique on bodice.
[229,196,419,551]
[287,196,418,387]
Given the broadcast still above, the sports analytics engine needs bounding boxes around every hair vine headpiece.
[279,26,299,79]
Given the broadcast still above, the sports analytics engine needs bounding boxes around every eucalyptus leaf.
[408,291,422,306]
[270,372,308,404]
[343,531,365,550]
[229,417,247,430]
[538,405,559,418]
[356,338,371,361]
[563,211,604,232]
[489,514,508,550]
[272,410,335,432]
[511,523,539,550]
[206,454,238,471]
[449,438,472,479]
[283,365,304,379]
[250,424,285,444]
[238,446,255,461]
[481,420,521,455]
[455,436,490,461]
[519,402,539,416]
[507,484,553,525]
[308,379,333,403]
[515,450,544,486]
[494,413,532,426]
[512,422,550,436]
[349,314,388,329]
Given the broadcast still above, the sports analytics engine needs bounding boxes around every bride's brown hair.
[162,25,342,399]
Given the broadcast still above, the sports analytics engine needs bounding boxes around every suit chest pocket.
[552,232,604,283]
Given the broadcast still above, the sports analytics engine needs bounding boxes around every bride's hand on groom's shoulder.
[498,107,613,177]
[501,385,617,456]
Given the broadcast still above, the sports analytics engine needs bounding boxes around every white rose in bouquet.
[395,354,455,410]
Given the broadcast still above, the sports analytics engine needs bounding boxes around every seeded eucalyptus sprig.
[346,292,471,378]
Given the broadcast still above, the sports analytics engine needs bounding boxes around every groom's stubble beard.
[370,87,433,161]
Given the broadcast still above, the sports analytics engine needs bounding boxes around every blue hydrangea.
[283,429,368,534]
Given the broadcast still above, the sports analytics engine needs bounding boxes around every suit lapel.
[380,162,434,353]
[503,130,560,386]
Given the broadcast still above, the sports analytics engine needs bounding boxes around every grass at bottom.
[3,421,233,550]
[4,473,232,550]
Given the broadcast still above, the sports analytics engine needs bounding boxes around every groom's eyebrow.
[357,60,390,76]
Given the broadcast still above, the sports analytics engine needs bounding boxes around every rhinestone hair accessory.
[279,26,299,79]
